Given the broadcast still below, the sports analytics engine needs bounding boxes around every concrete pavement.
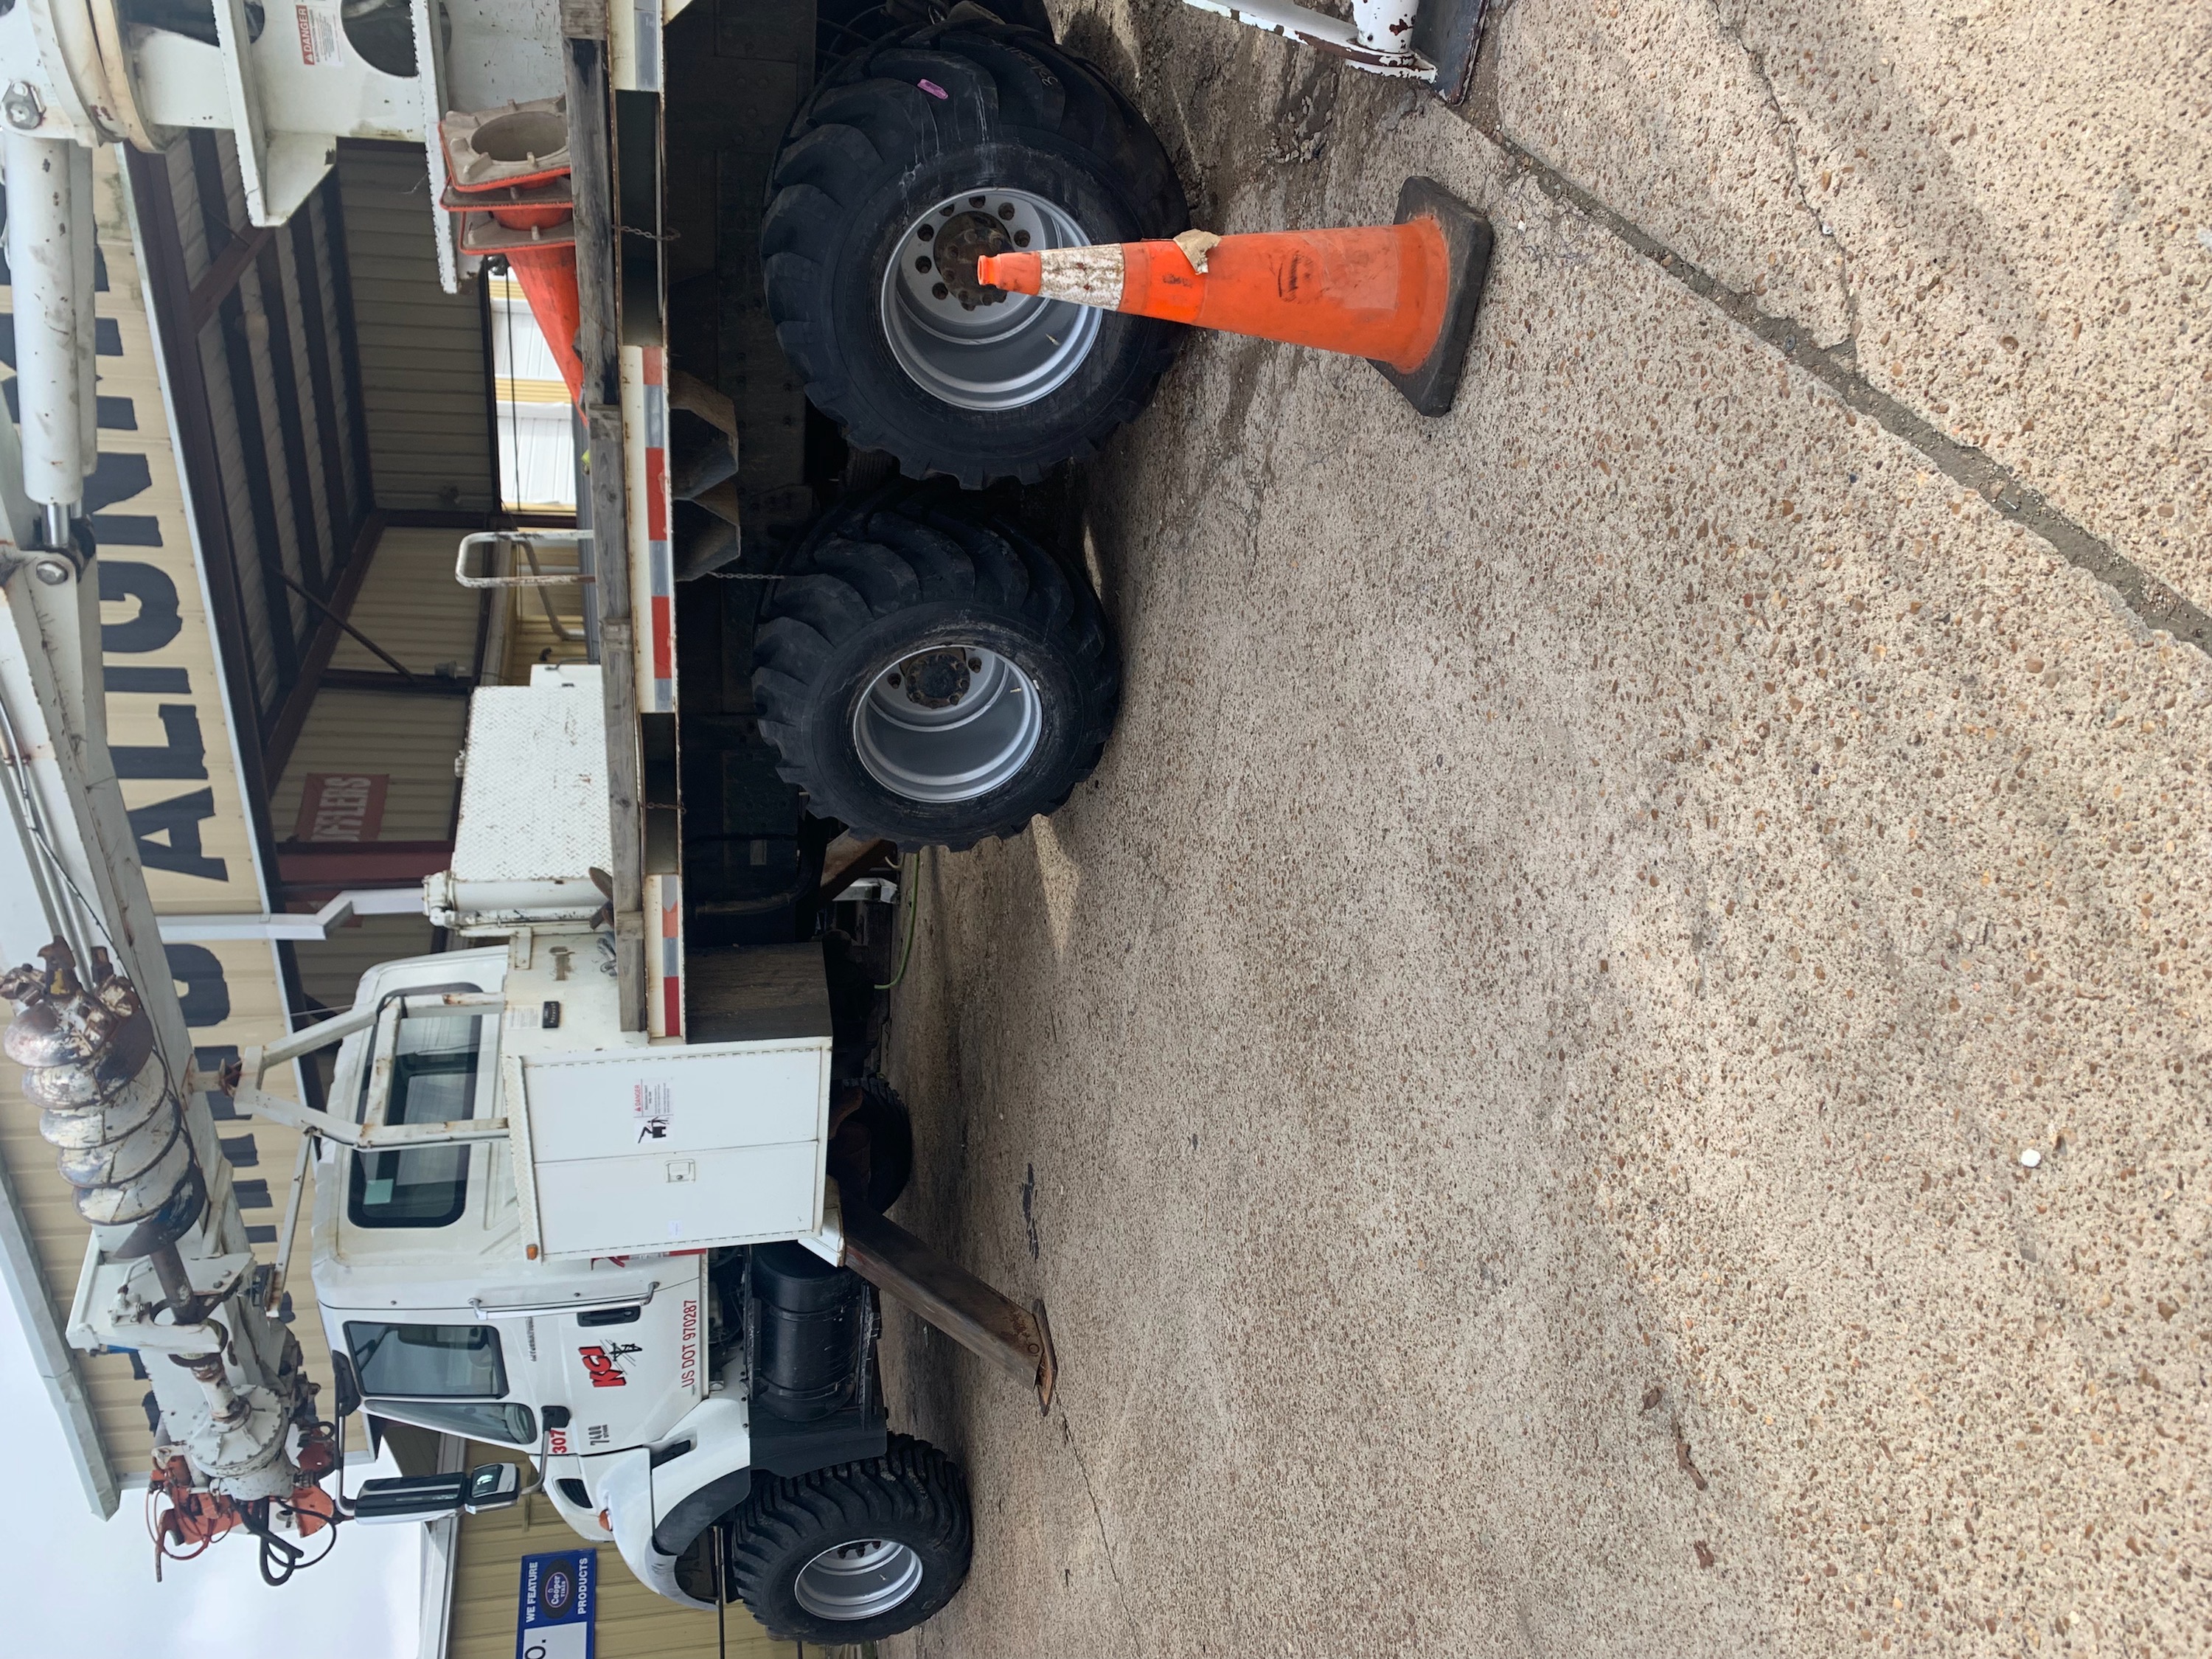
[876,3,2207,1653]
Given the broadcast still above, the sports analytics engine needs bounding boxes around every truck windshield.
[349,1006,485,1228]
[347,1321,508,1397]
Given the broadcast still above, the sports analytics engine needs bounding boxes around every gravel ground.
[874,2,2208,1654]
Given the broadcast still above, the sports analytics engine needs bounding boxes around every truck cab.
[310,948,713,1572]
[274,664,1013,1636]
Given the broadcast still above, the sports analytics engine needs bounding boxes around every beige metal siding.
[492,538,590,686]
[331,524,486,677]
[268,523,485,847]
[448,1448,790,1659]
[335,145,495,513]
[271,691,468,846]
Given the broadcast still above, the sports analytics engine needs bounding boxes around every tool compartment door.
[510,1038,830,1259]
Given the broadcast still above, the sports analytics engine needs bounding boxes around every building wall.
[269,522,483,1016]
[447,1444,791,1659]
[268,524,481,848]
[144,132,375,753]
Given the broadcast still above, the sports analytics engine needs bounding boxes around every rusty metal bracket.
[838,1194,1058,1413]
[818,837,897,905]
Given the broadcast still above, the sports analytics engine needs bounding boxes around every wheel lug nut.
[997,202,1015,220]
[916,256,932,272]
[886,673,900,686]
[1013,229,1031,247]
[917,223,934,242]
[931,282,949,299]
[968,656,982,670]
[969,195,985,206]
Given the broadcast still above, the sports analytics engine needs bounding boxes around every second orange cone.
[975,177,1494,416]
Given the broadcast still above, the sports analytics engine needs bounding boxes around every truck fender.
[603,1395,753,1607]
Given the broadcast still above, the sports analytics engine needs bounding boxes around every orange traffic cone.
[975,178,1494,416]
[440,100,586,408]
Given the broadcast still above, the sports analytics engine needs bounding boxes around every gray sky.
[0,1296,425,1656]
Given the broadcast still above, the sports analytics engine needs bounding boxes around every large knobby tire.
[753,484,1119,850]
[762,21,1187,486]
[726,1434,973,1643]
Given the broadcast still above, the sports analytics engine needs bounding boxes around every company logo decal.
[542,1562,577,1616]
[578,1341,642,1388]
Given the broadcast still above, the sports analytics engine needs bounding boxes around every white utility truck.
[0,0,1170,1640]
[229,661,1050,1638]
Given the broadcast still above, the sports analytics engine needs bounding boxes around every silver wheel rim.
[880,188,1102,411]
[853,644,1043,804]
[793,1537,925,1622]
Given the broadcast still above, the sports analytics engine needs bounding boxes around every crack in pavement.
[1451,49,2211,658]
[1706,0,1861,345]
[1061,1413,1144,1655]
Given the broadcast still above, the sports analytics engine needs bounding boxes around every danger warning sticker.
[633,1079,674,1142]
[295,2,344,65]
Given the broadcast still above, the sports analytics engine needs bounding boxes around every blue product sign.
[517,1549,597,1659]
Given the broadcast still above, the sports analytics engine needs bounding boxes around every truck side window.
[367,1399,538,1447]
[344,1322,535,1444]
[346,1321,507,1396]
[348,1011,484,1228]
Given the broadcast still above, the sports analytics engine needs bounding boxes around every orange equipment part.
[151,1455,243,1553]
[288,1483,338,1538]
[440,98,586,408]
[980,220,1450,374]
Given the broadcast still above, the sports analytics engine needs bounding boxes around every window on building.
[488,270,578,514]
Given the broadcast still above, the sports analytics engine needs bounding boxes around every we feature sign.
[516,1549,597,1659]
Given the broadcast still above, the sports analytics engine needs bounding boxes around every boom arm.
[0,431,339,1545]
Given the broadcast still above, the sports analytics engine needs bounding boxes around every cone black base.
[1371,178,1495,418]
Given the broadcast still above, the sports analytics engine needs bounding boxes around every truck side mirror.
[462,1461,523,1513]
[350,1462,524,1524]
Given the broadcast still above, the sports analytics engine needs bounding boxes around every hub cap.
[793,1537,925,1621]
[853,645,1043,804]
[880,189,1102,411]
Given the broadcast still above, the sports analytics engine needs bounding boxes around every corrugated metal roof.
[331,525,487,678]
[336,145,496,515]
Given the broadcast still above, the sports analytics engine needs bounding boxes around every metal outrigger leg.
[1177,0,1492,103]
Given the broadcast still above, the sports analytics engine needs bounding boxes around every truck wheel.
[753,484,1119,850]
[727,1434,973,1642]
[762,21,1186,486]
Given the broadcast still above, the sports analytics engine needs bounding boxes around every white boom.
[0,405,341,1548]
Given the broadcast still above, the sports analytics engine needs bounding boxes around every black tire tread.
[762,21,1186,485]
[753,484,1119,850]
[727,1433,973,1643]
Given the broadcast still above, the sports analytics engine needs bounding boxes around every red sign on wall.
[292,773,388,842]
